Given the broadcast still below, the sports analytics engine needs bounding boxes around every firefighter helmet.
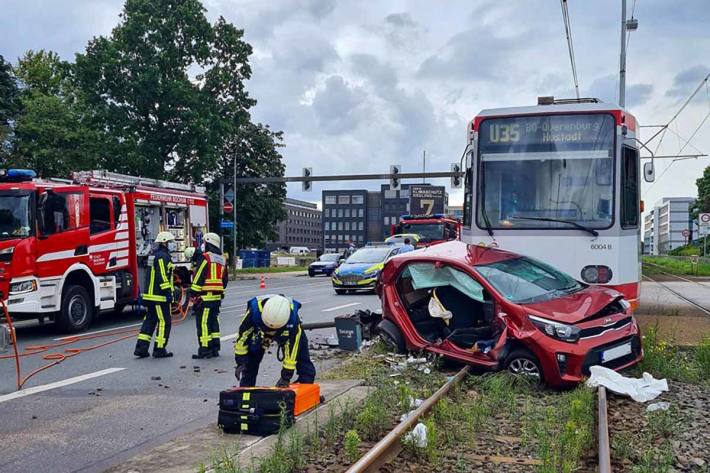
[184,247,195,260]
[261,295,291,329]
[155,231,175,244]
[204,232,221,248]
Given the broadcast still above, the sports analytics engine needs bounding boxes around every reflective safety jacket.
[190,251,228,303]
[142,245,174,303]
[234,296,303,372]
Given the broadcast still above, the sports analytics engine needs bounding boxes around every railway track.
[344,366,607,473]
[642,271,710,316]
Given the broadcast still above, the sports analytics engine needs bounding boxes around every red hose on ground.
[1,287,191,390]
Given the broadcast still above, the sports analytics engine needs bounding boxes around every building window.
[337,222,343,231]
[338,195,350,204]
[384,189,397,199]
[384,216,389,225]
[344,208,351,218]
[358,222,364,231]
[358,208,364,218]
[336,209,342,218]
[352,195,364,204]
[325,195,336,205]
[345,222,350,231]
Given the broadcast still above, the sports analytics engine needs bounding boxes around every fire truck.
[0,169,209,332]
[391,214,462,247]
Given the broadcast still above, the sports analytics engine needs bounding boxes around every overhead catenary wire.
[560,0,580,99]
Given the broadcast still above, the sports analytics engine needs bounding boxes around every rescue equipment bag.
[218,383,321,435]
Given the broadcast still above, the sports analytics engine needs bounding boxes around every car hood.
[336,262,382,276]
[310,261,336,268]
[523,286,624,324]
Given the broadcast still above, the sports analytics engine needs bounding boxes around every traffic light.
[451,163,462,189]
[390,165,401,191]
[302,167,312,191]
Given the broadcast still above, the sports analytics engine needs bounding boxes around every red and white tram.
[463,98,642,309]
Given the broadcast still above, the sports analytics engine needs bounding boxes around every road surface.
[0,274,378,473]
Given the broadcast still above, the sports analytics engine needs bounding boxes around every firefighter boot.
[192,347,213,359]
[210,338,221,357]
[152,348,173,358]
[134,339,150,358]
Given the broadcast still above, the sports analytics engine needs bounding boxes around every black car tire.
[335,289,347,295]
[57,284,95,333]
[504,348,544,385]
[377,319,407,354]
[308,272,315,277]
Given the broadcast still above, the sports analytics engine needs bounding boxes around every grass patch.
[522,386,595,473]
[638,325,710,385]
[642,255,710,276]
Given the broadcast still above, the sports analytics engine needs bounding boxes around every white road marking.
[53,323,142,340]
[322,302,360,312]
[0,368,126,404]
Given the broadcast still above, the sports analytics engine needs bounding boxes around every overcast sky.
[1,0,709,217]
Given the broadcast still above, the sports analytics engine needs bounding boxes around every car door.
[35,186,90,279]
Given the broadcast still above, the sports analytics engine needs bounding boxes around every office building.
[644,197,695,255]
[267,198,322,251]
[322,190,368,252]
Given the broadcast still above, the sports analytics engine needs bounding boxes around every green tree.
[693,166,710,218]
[75,0,218,181]
[0,55,19,160]
[11,50,101,177]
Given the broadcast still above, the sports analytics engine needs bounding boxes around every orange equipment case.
[289,382,321,416]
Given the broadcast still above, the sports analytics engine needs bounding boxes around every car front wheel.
[505,349,543,383]
[334,289,347,295]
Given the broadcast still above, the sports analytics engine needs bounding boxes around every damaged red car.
[376,241,643,386]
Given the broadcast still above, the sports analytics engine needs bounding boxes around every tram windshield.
[477,114,615,230]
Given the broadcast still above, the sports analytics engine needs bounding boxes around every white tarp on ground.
[586,366,669,402]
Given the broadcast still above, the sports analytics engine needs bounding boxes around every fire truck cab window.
[39,191,83,236]
[90,197,112,234]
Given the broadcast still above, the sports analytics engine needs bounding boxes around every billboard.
[409,185,446,215]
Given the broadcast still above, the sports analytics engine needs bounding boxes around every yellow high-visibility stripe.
[158,259,171,289]
[234,327,253,355]
[142,294,167,302]
[210,332,221,339]
[283,325,302,371]
[155,305,166,348]
[147,267,156,295]
[200,307,211,347]
[192,260,208,291]
[137,333,151,342]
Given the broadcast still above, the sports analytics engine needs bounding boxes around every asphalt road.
[0,274,380,473]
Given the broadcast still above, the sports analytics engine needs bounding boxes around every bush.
[343,429,361,463]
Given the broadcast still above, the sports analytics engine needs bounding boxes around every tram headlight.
[581,265,613,284]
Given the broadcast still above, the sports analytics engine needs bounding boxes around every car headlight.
[529,315,580,343]
[0,247,14,255]
[10,279,37,294]
[363,270,380,279]
[619,299,631,310]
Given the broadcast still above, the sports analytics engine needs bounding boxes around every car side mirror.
[643,162,655,182]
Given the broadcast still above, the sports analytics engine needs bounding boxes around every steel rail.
[345,365,471,473]
[598,386,611,473]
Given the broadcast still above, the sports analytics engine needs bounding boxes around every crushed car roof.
[393,240,520,266]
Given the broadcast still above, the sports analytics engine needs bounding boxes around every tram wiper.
[510,216,599,237]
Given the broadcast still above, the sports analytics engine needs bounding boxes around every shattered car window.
[475,257,582,304]
[404,263,484,302]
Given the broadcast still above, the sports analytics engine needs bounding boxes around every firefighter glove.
[234,364,246,381]
[275,377,290,388]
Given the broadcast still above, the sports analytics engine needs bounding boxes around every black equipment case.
[218,387,296,435]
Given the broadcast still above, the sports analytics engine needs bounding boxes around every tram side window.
[621,146,639,228]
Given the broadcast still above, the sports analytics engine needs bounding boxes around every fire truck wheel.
[57,285,95,333]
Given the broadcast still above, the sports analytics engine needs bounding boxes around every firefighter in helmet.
[234,294,316,387]
[191,232,228,359]
[134,231,175,358]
